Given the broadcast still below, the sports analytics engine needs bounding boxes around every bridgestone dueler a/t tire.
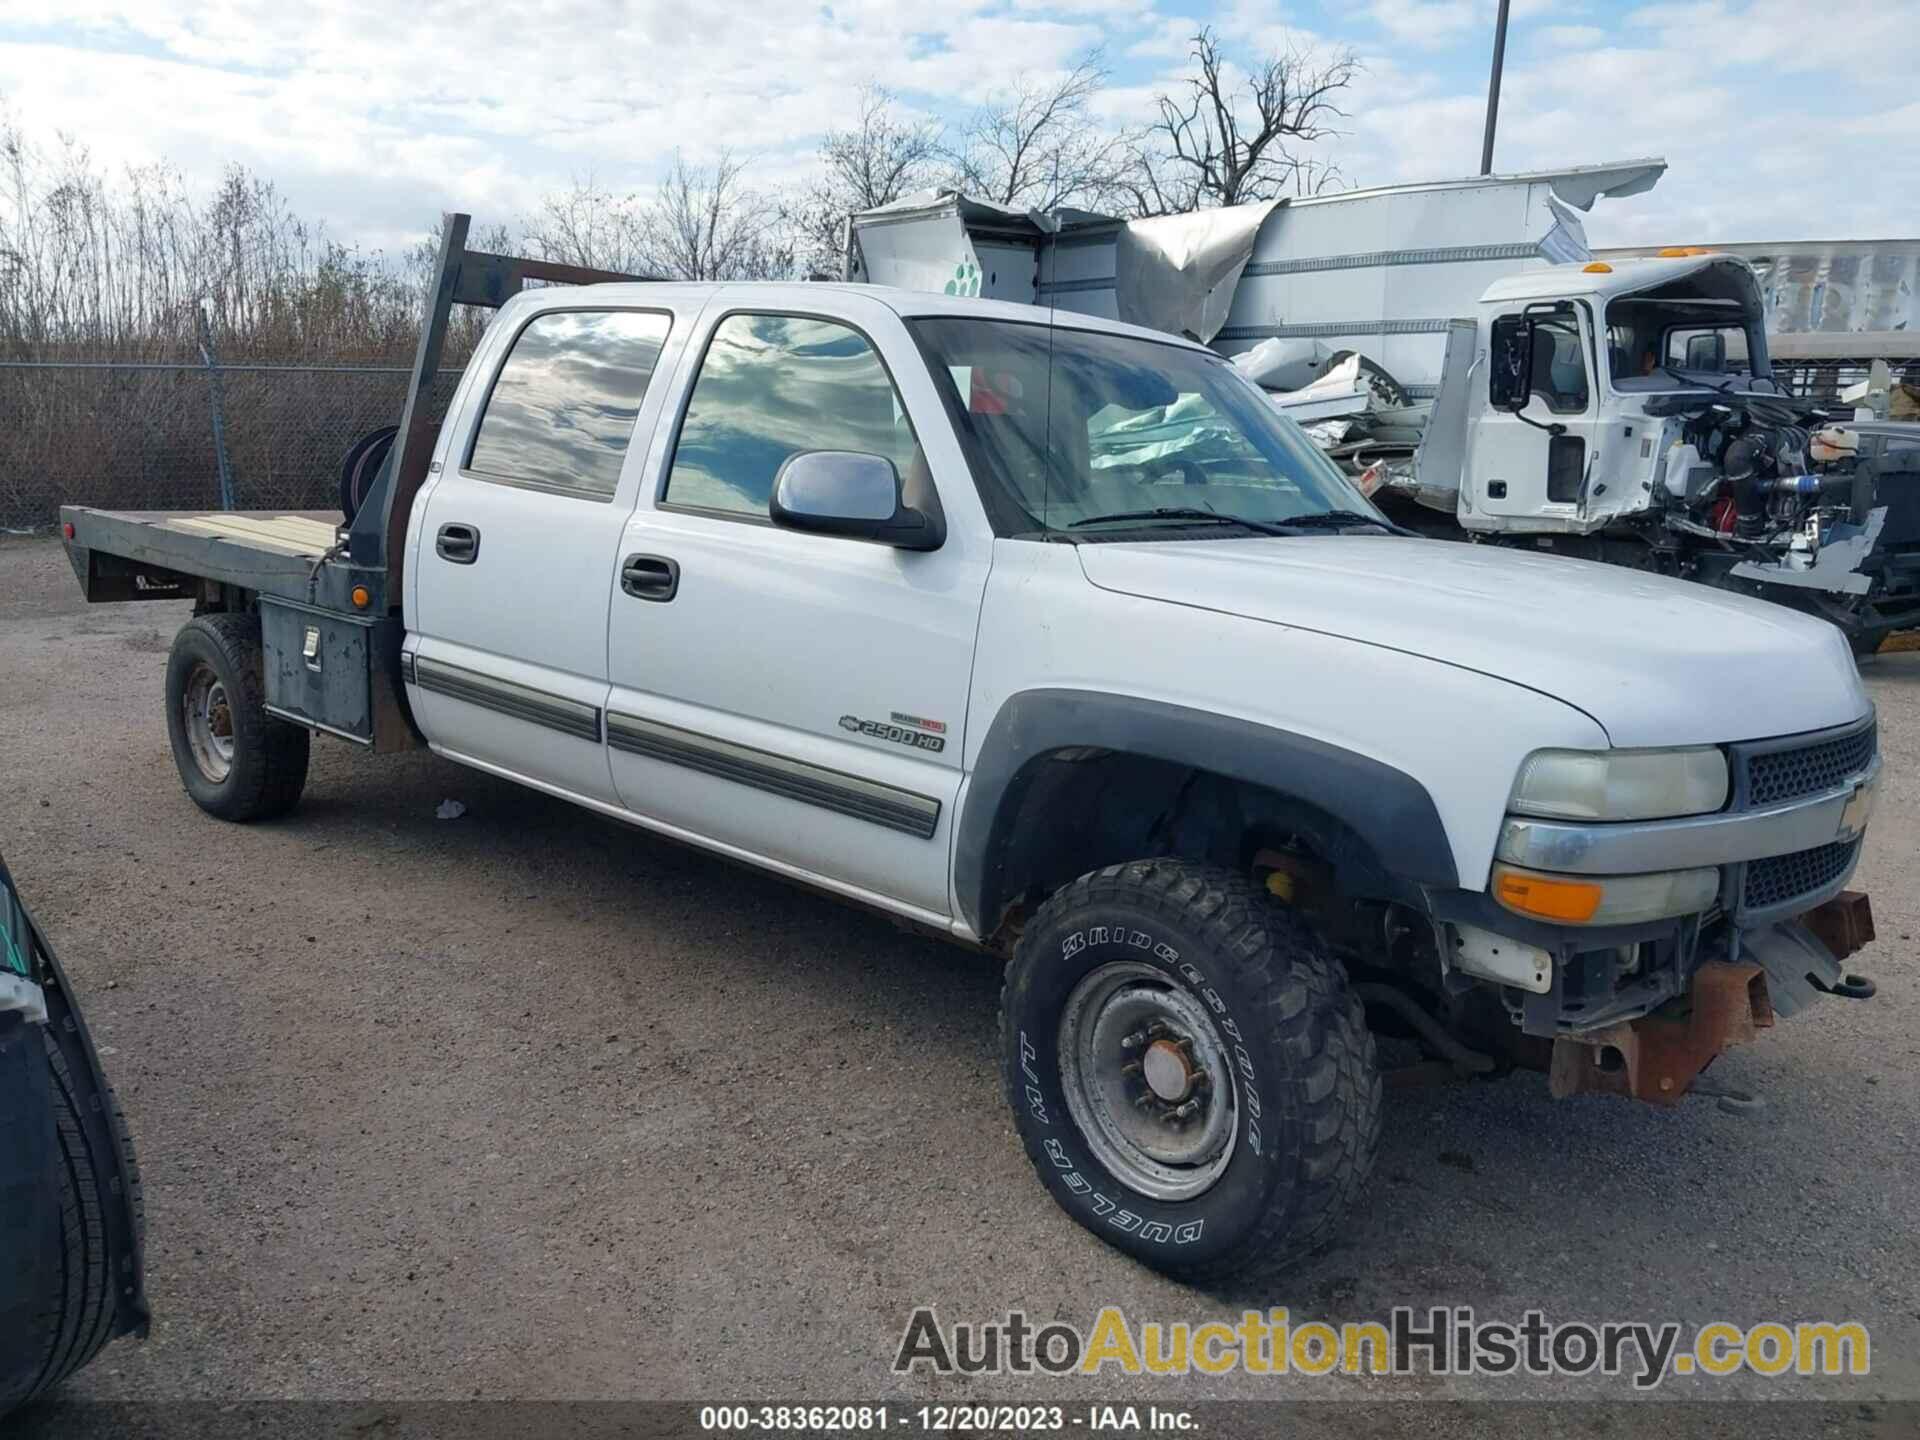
[164,614,310,821]
[1000,860,1381,1283]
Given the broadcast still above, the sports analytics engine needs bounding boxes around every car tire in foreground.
[0,1016,144,1417]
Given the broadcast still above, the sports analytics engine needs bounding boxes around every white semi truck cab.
[1403,252,1913,647]
[57,219,1884,1284]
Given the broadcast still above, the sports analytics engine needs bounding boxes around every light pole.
[1479,0,1512,176]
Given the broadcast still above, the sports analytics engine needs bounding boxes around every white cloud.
[0,0,1116,246]
[1125,15,1207,60]
[0,0,1911,253]
[1342,0,1916,244]
[1535,23,1606,47]
[1362,0,1482,49]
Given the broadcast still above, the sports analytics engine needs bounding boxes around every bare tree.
[1132,28,1357,214]
[789,84,943,276]
[522,172,650,274]
[948,54,1134,212]
[0,108,458,362]
[640,149,789,281]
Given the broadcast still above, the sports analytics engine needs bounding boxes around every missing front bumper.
[1549,961,1773,1105]
[1548,891,1875,1105]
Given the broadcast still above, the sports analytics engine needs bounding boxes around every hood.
[1076,536,1868,748]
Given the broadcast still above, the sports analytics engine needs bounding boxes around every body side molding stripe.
[606,712,941,840]
[410,655,602,742]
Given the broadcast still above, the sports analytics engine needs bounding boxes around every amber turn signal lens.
[1582,261,1613,273]
[350,585,371,609]
[1494,868,1603,923]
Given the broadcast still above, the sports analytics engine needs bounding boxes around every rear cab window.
[465,309,673,500]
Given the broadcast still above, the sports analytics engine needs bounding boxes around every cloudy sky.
[1,0,1908,255]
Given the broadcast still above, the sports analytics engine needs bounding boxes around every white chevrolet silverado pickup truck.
[59,220,1883,1282]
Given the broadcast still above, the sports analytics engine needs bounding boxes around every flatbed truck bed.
[61,503,413,750]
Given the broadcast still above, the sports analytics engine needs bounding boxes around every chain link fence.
[0,359,466,533]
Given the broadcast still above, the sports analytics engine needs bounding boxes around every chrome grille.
[1741,839,1860,912]
[1743,723,1876,808]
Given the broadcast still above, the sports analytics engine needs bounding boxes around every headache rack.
[58,216,647,750]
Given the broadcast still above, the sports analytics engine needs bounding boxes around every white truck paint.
[393,279,1865,933]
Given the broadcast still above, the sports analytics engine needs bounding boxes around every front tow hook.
[1812,972,1877,1001]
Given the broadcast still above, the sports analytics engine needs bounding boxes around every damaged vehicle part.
[851,173,1920,647]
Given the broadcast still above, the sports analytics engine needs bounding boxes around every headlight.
[1510,747,1727,821]
[1493,863,1720,925]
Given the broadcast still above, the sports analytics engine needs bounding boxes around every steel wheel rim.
[183,663,235,784]
[1058,960,1238,1202]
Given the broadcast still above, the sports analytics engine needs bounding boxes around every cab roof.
[1479,253,1757,306]
[510,279,1217,355]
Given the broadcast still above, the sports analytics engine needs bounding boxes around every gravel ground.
[1,532,1916,1420]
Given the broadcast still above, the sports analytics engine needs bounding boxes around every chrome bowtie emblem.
[1837,780,1876,842]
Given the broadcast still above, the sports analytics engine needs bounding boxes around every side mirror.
[770,451,943,551]
[1685,332,1726,372]
[1489,314,1534,412]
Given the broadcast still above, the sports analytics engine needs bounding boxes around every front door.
[1467,305,1603,524]
[604,296,992,919]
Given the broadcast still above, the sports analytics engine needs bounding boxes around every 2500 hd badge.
[839,712,946,752]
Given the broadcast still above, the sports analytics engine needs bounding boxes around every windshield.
[908,316,1382,537]
[1606,297,1762,390]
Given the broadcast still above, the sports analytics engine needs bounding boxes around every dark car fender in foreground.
[0,852,147,1420]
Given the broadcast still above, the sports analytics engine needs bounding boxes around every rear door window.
[466,309,673,499]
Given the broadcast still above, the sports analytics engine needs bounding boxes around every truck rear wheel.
[164,614,310,821]
[1000,860,1381,1283]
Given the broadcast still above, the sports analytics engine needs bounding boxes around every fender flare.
[954,689,1459,935]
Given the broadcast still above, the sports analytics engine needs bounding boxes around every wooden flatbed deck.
[59,506,377,614]
[147,511,343,558]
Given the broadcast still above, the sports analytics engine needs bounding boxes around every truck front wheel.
[164,614,310,822]
[999,860,1381,1283]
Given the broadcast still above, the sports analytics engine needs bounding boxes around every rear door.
[602,292,993,919]
[408,298,698,803]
